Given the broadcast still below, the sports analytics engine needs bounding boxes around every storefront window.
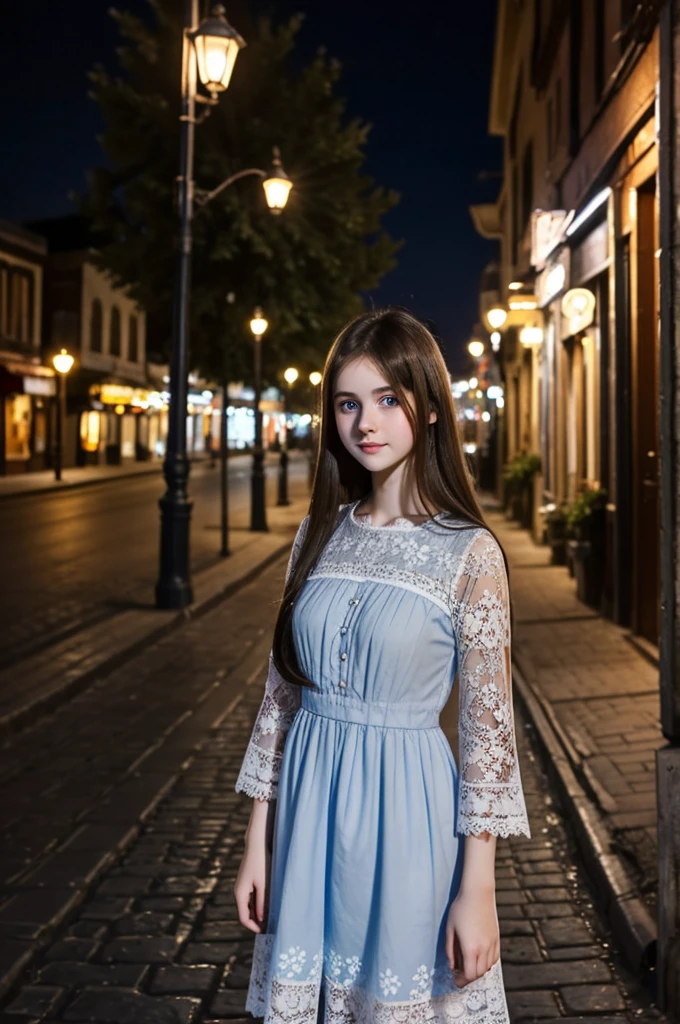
[34,401,47,454]
[80,411,100,453]
[5,394,31,461]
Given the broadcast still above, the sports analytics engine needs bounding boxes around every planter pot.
[550,539,567,566]
[569,539,604,608]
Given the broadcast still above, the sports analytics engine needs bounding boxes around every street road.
[0,452,310,669]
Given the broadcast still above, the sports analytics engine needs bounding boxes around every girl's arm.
[234,515,309,932]
[447,530,531,984]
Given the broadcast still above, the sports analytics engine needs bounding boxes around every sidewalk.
[481,496,661,973]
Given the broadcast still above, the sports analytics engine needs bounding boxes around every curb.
[0,533,296,741]
[512,656,657,973]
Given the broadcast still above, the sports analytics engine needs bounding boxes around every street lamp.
[485,306,508,331]
[156,2,293,609]
[250,307,268,531]
[52,348,74,482]
[468,339,485,359]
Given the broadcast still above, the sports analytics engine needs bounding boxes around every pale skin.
[234,355,501,986]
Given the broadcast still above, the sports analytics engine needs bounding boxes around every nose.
[357,407,378,434]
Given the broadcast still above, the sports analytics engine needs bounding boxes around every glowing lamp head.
[263,148,293,214]
[468,340,485,359]
[486,306,508,330]
[309,371,322,386]
[249,308,268,337]
[53,348,74,374]
[191,5,246,96]
[284,367,299,385]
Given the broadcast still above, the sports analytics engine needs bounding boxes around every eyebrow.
[333,386,394,399]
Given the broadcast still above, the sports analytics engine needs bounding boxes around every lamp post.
[52,348,74,482]
[277,366,298,506]
[156,2,294,608]
[250,308,269,531]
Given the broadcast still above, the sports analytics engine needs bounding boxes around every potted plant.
[566,487,607,606]
[544,502,569,565]
[503,453,542,528]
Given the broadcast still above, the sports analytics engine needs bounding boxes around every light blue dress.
[235,500,531,1024]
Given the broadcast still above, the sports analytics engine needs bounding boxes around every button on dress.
[235,500,531,1024]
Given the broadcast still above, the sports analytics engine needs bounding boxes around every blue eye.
[338,400,358,412]
[381,395,399,407]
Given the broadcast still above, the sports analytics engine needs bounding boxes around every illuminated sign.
[531,209,568,270]
[561,287,596,335]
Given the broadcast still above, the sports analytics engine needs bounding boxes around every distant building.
[33,215,158,467]
[0,221,55,475]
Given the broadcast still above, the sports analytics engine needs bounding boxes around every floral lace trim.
[246,934,509,1024]
[453,533,531,839]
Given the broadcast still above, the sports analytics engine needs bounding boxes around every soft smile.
[358,442,386,452]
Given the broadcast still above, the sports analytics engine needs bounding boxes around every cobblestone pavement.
[0,550,667,1022]
[482,505,662,917]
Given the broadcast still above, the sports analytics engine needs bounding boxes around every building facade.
[0,221,56,475]
[475,0,662,647]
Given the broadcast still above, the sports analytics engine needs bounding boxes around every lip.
[358,442,386,452]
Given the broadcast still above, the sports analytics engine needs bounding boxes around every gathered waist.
[299,689,440,730]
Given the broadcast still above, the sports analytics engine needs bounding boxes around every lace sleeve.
[235,515,309,802]
[452,530,531,838]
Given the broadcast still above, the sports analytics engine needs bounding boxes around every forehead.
[334,356,388,390]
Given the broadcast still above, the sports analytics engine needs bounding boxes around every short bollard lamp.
[250,308,268,531]
[52,348,75,482]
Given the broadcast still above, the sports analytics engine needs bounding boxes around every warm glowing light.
[309,371,322,386]
[469,377,478,388]
[561,287,596,334]
[468,340,485,358]
[496,396,505,408]
[249,307,268,337]
[482,411,491,422]
[284,367,299,385]
[486,306,508,330]
[191,5,246,96]
[490,331,501,345]
[263,149,293,214]
[509,298,538,311]
[114,404,126,415]
[519,325,544,347]
[52,348,74,374]
[475,389,483,398]
[566,187,612,237]
[508,281,523,291]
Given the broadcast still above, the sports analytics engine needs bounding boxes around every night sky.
[1,0,501,373]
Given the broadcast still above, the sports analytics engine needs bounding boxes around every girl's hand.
[234,808,272,933]
[445,885,500,987]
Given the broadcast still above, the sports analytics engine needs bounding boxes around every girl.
[234,308,530,1024]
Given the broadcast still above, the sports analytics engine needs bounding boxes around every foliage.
[502,452,542,493]
[565,487,607,531]
[79,1,401,386]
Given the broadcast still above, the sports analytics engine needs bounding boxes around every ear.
[428,409,437,425]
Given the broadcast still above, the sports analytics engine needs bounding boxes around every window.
[110,306,121,357]
[3,268,33,344]
[90,299,103,352]
[128,314,139,362]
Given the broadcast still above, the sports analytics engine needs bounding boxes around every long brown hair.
[272,306,512,688]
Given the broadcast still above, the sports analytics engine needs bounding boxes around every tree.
[81,0,401,388]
